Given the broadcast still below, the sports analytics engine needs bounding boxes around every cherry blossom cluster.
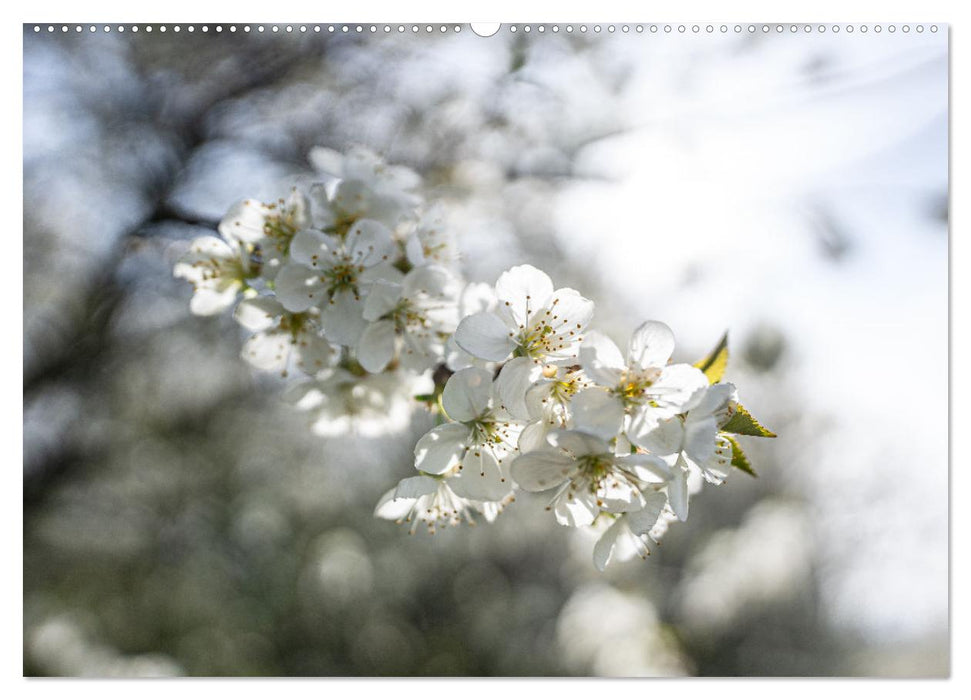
[175,146,774,570]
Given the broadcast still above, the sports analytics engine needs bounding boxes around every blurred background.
[22,23,948,676]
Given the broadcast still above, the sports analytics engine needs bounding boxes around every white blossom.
[493,358,591,453]
[404,204,460,270]
[511,429,672,528]
[453,265,594,365]
[274,220,396,345]
[309,159,419,237]
[219,189,311,280]
[445,282,498,372]
[233,297,339,377]
[284,367,430,438]
[173,236,254,316]
[356,264,461,373]
[639,382,737,487]
[494,358,590,424]
[411,368,522,502]
[572,321,708,443]
[592,493,673,572]
[373,474,511,535]
[309,145,421,215]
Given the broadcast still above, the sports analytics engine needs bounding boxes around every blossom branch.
[173,146,776,570]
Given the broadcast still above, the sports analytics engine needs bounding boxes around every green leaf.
[693,332,729,384]
[721,403,776,438]
[724,434,757,477]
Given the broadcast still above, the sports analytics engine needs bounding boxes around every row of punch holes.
[32,24,940,35]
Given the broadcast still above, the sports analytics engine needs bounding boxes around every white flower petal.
[293,333,339,375]
[219,199,269,244]
[553,491,598,527]
[360,260,405,286]
[405,209,460,266]
[614,433,633,457]
[668,457,690,522]
[546,288,595,335]
[362,280,402,322]
[529,289,595,364]
[698,435,733,484]
[690,382,737,417]
[321,289,367,345]
[683,415,718,468]
[517,420,553,453]
[308,146,346,178]
[242,330,290,372]
[599,477,644,514]
[281,380,328,410]
[394,475,440,499]
[275,264,322,313]
[626,491,668,535]
[414,422,470,475]
[289,229,334,267]
[523,381,552,421]
[381,163,422,192]
[189,285,240,316]
[174,236,235,279]
[374,486,414,521]
[328,179,371,219]
[628,320,676,370]
[651,364,710,411]
[308,183,336,228]
[579,331,626,386]
[346,219,395,267]
[632,416,684,455]
[450,449,511,501]
[342,146,383,180]
[398,331,442,372]
[357,320,397,373]
[402,264,456,299]
[494,264,554,328]
[421,300,460,336]
[284,189,311,228]
[627,407,660,443]
[400,242,424,269]
[338,145,422,194]
[444,336,482,372]
[458,282,496,316]
[257,249,285,282]
[570,389,626,441]
[233,297,284,331]
[547,429,609,459]
[593,517,626,572]
[616,454,672,484]
[494,357,542,420]
[453,311,516,362]
[510,450,576,492]
[441,367,494,422]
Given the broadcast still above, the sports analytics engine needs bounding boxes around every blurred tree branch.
[24,37,326,508]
